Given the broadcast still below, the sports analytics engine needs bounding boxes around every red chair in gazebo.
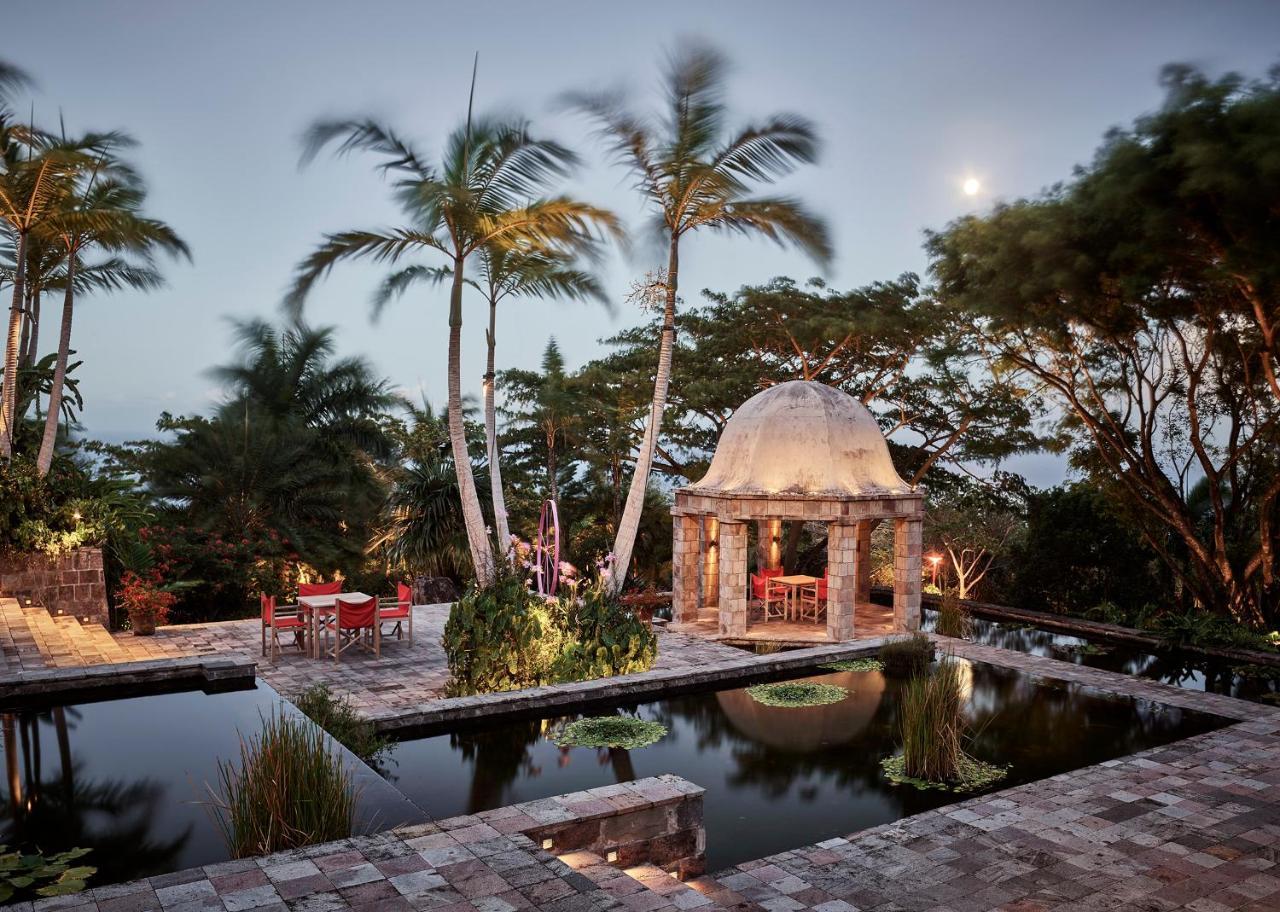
[322,595,380,663]
[299,581,342,598]
[260,594,307,662]
[801,570,828,623]
[751,569,787,622]
[377,582,414,647]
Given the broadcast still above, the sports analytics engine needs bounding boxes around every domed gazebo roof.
[684,380,911,498]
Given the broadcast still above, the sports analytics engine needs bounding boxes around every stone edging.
[0,654,256,703]
[369,635,898,733]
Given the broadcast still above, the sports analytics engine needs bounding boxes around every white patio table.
[298,591,374,659]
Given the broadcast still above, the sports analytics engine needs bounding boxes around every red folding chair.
[377,582,413,646]
[299,581,342,597]
[322,595,380,663]
[752,572,788,621]
[260,594,307,663]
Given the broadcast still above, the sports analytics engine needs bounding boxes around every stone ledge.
[0,653,256,703]
[369,637,895,733]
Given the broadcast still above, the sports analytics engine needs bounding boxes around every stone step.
[557,852,726,912]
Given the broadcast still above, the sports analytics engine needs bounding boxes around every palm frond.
[284,228,445,318]
[371,264,455,320]
[694,196,833,267]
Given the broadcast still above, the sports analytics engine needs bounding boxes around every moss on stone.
[552,716,668,749]
[745,681,849,708]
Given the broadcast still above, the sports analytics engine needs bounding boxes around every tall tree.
[928,63,1280,625]
[500,338,580,507]
[566,41,831,593]
[36,162,189,474]
[375,245,603,555]
[288,116,618,586]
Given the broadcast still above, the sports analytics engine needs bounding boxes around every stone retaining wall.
[0,547,109,626]
[469,774,707,878]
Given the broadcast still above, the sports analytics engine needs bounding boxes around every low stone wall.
[470,774,707,878]
[0,547,109,626]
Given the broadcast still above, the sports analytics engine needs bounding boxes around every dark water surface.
[0,682,423,888]
[384,661,1228,871]
[923,608,1280,705]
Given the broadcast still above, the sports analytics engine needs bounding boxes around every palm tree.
[375,245,604,554]
[36,163,189,474]
[565,42,832,593]
[501,338,580,508]
[287,115,619,586]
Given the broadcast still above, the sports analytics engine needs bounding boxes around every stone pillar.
[717,521,748,636]
[826,523,857,641]
[894,517,923,631]
[853,520,872,604]
[671,514,703,623]
[702,516,719,611]
[755,519,782,571]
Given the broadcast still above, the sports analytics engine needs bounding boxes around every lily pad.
[745,681,848,707]
[820,659,884,673]
[552,716,668,749]
[880,753,1008,793]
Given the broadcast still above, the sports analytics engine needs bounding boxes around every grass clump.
[210,711,356,858]
[552,716,668,749]
[882,658,1007,793]
[880,632,933,676]
[820,658,884,673]
[292,684,391,772]
[746,680,848,707]
[934,592,972,639]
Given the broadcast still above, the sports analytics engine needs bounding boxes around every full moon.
[963,177,981,196]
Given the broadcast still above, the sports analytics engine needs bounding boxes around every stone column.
[702,516,719,611]
[893,517,923,631]
[826,523,857,641]
[853,520,873,604]
[717,521,748,636]
[671,514,703,623]
[754,519,782,571]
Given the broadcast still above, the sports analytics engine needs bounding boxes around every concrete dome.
[685,380,911,498]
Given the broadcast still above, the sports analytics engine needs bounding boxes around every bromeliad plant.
[0,846,94,903]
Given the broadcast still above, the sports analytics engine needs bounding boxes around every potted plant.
[118,570,175,636]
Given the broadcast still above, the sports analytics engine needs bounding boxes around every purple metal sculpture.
[534,499,561,596]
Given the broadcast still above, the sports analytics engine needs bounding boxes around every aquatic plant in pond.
[934,592,971,639]
[884,659,1007,792]
[820,658,884,672]
[746,681,848,707]
[0,846,95,903]
[880,633,933,676]
[292,684,391,772]
[552,716,668,749]
[210,712,356,858]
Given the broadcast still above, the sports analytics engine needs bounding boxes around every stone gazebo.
[671,380,924,641]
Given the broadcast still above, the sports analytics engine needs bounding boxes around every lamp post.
[926,553,942,588]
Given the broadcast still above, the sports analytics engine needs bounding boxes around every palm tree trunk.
[36,256,74,476]
[22,285,40,370]
[606,238,679,595]
[447,259,496,587]
[0,230,29,458]
[484,295,512,556]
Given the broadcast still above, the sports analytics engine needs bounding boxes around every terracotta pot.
[131,616,157,636]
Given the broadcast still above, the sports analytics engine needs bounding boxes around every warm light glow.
[71,510,82,523]
[606,850,619,863]
[962,177,981,196]
[926,554,943,566]
[542,838,554,850]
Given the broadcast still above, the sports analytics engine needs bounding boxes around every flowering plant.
[118,570,176,634]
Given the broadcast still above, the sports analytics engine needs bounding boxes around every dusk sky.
[8,0,1280,486]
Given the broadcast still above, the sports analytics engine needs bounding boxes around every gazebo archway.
[671,381,924,642]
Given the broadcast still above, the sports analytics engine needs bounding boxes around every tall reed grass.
[210,711,356,858]
[934,592,972,639]
[899,658,964,782]
[880,632,933,676]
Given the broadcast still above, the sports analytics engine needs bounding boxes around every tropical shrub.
[551,576,657,682]
[292,684,391,772]
[210,712,355,858]
[880,633,933,676]
[443,573,563,696]
[0,846,94,903]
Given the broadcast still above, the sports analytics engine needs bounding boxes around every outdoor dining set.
[750,568,830,624]
[259,581,414,663]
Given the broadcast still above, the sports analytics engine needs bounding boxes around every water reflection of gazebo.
[671,381,924,642]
